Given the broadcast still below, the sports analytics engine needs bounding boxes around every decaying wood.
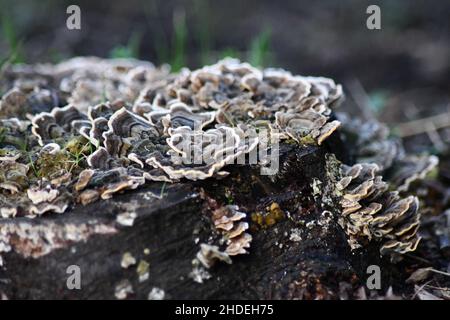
[0,141,407,299]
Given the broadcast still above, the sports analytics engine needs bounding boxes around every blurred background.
[0,0,449,153]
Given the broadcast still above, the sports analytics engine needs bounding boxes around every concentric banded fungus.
[89,107,172,181]
[0,181,69,218]
[27,185,59,204]
[0,118,30,162]
[337,163,421,260]
[1,56,436,286]
[28,195,70,216]
[31,105,88,145]
[75,167,145,201]
[387,155,438,192]
[56,57,170,113]
[0,161,29,194]
[338,114,405,170]
[145,102,215,133]
[147,124,258,180]
[0,88,27,118]
[82,103,119,147]
[75,169,95,191]
[275,110,341,145]
[103,108,160,157]
[225,233,252,256]
[211,205,252,256]
[3,59,344,224]
[136,58,343,144]
[338,113,437,203]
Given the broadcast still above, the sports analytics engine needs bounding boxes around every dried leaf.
[406,267,433,284]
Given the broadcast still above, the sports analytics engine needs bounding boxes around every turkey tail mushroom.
[337,162,422,261]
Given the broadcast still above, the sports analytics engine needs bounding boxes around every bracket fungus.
[0,56,436,277]
[211,205,252,256]
[337,163,422,261]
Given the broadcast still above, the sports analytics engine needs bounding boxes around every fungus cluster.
[337,114,404,170]
[211,205,252,256]
[0,57,434,265]
[338,113,438,193]
[0,57,343,219]
[337,163,421,259]
[195,195,253,269]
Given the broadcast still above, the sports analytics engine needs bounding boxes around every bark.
[0,142,395,299]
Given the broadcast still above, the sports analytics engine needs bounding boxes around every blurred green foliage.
[140,0,273,71]
[193,0,211,65]
[143,3,188,72]
[1,7,25,67]
[170,10,187,72]
[1,0,274,71]
[109,31,142,59]
[220,48,241,60]
[248,29,272,67]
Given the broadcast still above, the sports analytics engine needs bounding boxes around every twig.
[429,268,450,278]
[400,102,446,151]
[394,108,450,137]
[425,121,446,152]
[424,284,450,291]
[412,280,434,300]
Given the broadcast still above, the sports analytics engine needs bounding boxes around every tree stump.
[0,141,383,299]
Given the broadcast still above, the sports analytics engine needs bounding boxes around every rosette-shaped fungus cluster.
[1,57,433,265]
[135,58,343,144]
[337,113,404,170]
[0,57,344,219]
[1,57,170,115]
[337,163,421,260]
[337,113,438,193]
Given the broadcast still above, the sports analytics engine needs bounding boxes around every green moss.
[35,151,72,179]
[0,134,25,149]
[285,139,298,145]
[65,136,89,153]
[30,136,93,180]
[299,135,317,146]
[64,136,94,174]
